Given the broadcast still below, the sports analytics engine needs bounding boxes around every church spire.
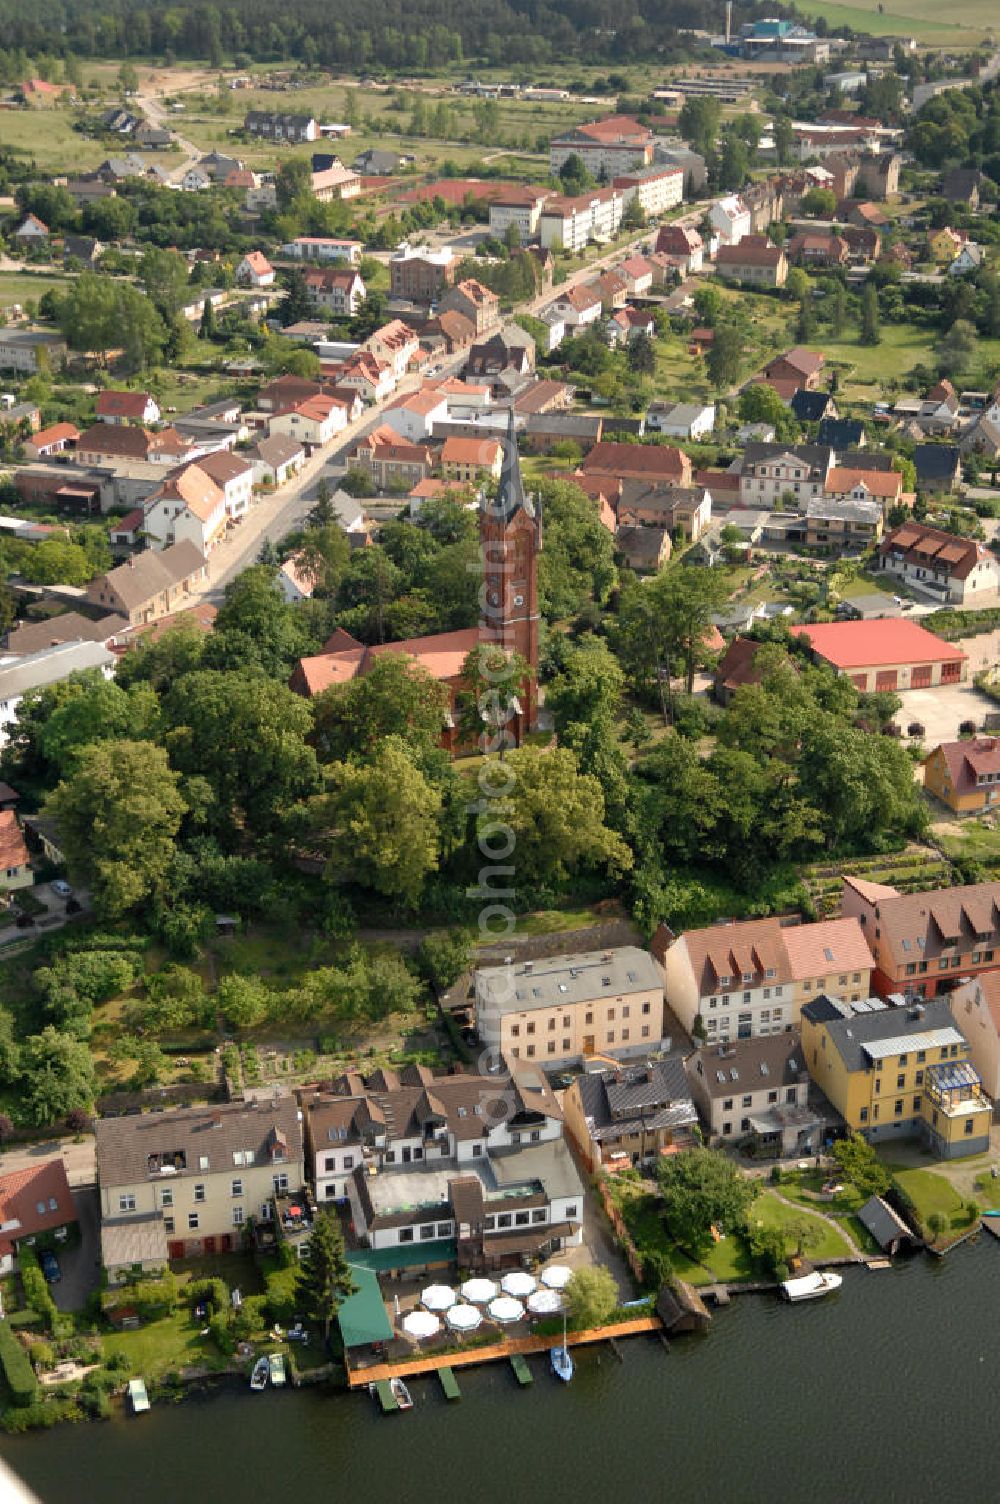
[491,405,534,524]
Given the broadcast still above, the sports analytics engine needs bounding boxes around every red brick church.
[289,408,542,750]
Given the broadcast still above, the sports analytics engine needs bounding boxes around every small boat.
[127,1378,150,1414]
[438,1366,461,1401]
[510,1353,533,1387]
[268,1352,286,1387]
[781,1270,844,1303]
[250,1356,269,1390]
[390,1377,414,1411]
[550,1313,573,1383]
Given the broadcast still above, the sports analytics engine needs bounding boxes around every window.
[438,1223,451,1238]
[641,1025,650,1038]
[198,1156,209,1171]
[606,1033,614,1045]
[527,1045,535,1058]
[188,1213,199,1231]
[622,1029,630,1042]
[498,1213,512,1229]
[608,1008,615,1021]
[965,1118,975,1136]
[722,1122,732,1135]
[859,1108,868,1123]
[164,1217,174,1234]
[894,1099,903,1117]
[875,1078,881,1094]
[547,1042,556,1055]
[899,1054,907,1066]
[896,1074,905,1090]
[324,1156,335,1172]
[723,1098,733,1111]
[709,998,717,1010]
[160,1188,173,1208]
[343,1155,354,1170]
[548,1017,555,1031]
[915,1070,924,1086]
[399,1228,414,1243]
[532,1209,546,1224]
[767,1091,778,1104]
[563,1039,571,1052]
[193,1183,206,1203]
[741,1096,752,1109]
[515,1212,529,1227]
[233,1206,245,1227]
[231,1179,243,1198]
[565,1205,578,1220]
[118,1194,136,1213]
[511,1024,520,1037]
[741,1118,750,1133]
[642,1002,650,1015]
[527,1022,535,1035]
[385,1151,395,1164]
[585,1012,593,1025]
[420,1224,436,1240]
[273,1174,289,1195]
[785,1087,796,1104]
[472,1143,484,1157]
[622,1005,630,1019]
[913,1096,921,1111]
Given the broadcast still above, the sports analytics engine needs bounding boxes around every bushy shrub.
[18,1249,57,1332]
[188,1278,229,1317]
[0,1322,38,1407]
[208,1311,235,1356]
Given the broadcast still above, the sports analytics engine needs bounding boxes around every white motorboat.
[268,1352,286,1387]
[781,1270,843,1303]
[250,1356,270,1390]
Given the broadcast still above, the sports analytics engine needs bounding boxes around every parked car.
[50,880,72,898]
[40,1251,61,1283]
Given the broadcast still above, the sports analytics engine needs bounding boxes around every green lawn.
[103,1307,232,1379]
[793,0,993,41]
[0,270,75,308]
[889,1165,973,1243]
[933,822,1000,868]
[823,325,1000,405]
[0,107,107,174]
[748,1190,855,1263]
[670,1231,755,1288]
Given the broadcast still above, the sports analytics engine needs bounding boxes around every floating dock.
[347,1316,661,1389]
[372,1379,398,1413]
[510,1354,533,1386]
[438,1366,461,1401]
[127,1378,150,1414]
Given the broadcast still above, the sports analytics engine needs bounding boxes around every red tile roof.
[96,390,155,420]
[794,618,967,671]
[931,737,1000,798]
[0,809,28,871]
[0,1159,75,1257]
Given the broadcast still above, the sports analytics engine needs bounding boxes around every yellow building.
[475,947,665,1067]
[440,436,504,483]
[923,738,1000,817]
[801,995,991,1158]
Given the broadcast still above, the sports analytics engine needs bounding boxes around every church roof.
[482,406,535,528]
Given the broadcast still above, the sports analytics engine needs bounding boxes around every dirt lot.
[893,682,998,744]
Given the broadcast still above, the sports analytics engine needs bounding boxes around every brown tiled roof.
[780,917,873,981]
[0,1159,75,1256]
[860,880,1000,968]
[691,1034,806,1100]
[714,635,764,694]
[929,738,1000,798]
[95,1098,303,1189]
[4,611,126,654]
[0,809,28,871]
[581,440,689,483]
[878,520,988,581]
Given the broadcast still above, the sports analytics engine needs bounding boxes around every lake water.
[6,1239,999,1504]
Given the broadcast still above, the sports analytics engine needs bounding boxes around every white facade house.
[280,237,361,264]
[646,401,716,441]
[614,165,684,218]
[488,190,550,241]
[0,641,115,748]
[709,194,752,246]
[381,390,450,443]
[547,285,603,330]
[196,451,256,520]
[143,464,228,556]
[539,189,623,253]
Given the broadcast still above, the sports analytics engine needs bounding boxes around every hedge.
[0,1322,38,1407]
[17,1249,57,1333]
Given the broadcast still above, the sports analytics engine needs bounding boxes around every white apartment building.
[539,189,624,252]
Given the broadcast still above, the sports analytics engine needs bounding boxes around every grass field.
[933,821,1000,866]
[0,270,74,308]
[0,106,107,174]
[822,324,1000,406]
[793,0,994,43]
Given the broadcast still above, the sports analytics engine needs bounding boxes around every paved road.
[53,1187,101,1314]
[0,1135,96,1189]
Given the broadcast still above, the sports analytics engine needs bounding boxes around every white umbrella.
[501,1270,537,1298]
[421,1284,456,1312]
[541,1264,572,1290]
[402,1309,440,1340]
[445,1302,483,1333]
[460,1278,498,1304]
[527,1288,563,1316]
[488,1295,524,1324]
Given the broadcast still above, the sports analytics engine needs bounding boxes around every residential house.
[791,389,838,425]
[382,389,450,443]
[615,525,670,572]
[961,416,1000,461]
[236,252,275,287]
[0,1160,77,1276]
[351,425,434,490]
[303,266,366,317]
[563,1059,698,1174]
[304,1061,584,1271]
[618,256,656,297]
[855,150,901,200]
[716,236,788,288]
[941,167,984,208]
[794,618,966,693]
[928,226,965,264]
[86,541,208,627]
[144,464,228,555]
[389,245,457,302]
[441,436,503,483]
[708,195,751,246]
[62,235,104,269]
[653,144,707,193]
[95,1097,305,1272]
[538,188,623,253]
[547,283,603,330]
[925,738,1000,818]
[800,995,991,1159]
[95,390,161,427]
[805,496,884,550]
[195,449,255,521]
[181,166,211,192]
[662,915,873,1042]
[824,464,902,515]
[786,231,849,269]
[248,435,305,488]
[3,611,126,655]
[0,641,116,748]
[269,394,347,450]
[877,521,999,604]
[245,111,318,143]
[311,163,361,202]
[466,327,535,390]
[919,379,960,434]
[842,225,882,263]
[74,424,186,467]
[439,280,500,337]
[687,1035,820,1156]
[24,422,79,459]
[914,443,963,493]
[548,115,653,176]
[580,440,692,489]
[0,808,31,891]
[616,482,711,541]
[642,401,714,442]
[948,972,1000,1101]
[714,636,766,705]
[365,320,419,380]
[950,243,984,278]
[758,347,825,399]
[351,148,410,176]
[336,352,396,405]
[654,224,703,272]
[738,442,834,508]
[13,214,49,246]
[818,417,865,448]
[474,946,666,1067]
[0,330,68,375]
[607,307,656,347]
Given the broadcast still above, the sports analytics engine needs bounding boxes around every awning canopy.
[338,1264,393,1349]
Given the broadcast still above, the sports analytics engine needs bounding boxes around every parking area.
[893,682,999,744]
[52,1186,101,1313]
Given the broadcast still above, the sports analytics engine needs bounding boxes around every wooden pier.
[346,1316,662,1390]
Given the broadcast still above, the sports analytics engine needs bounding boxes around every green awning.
[337,1264,394,1349]
[348,1239,456,1273]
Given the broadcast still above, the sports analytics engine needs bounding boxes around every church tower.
[479,407,542,734]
